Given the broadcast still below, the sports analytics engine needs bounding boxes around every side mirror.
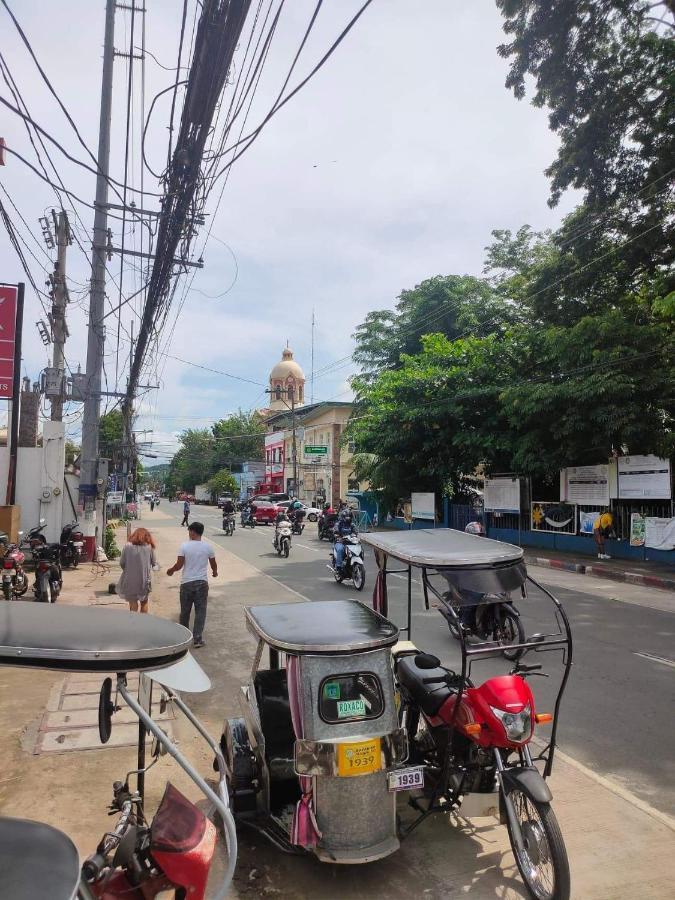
[39,518,46,526]
[151,730,169,758]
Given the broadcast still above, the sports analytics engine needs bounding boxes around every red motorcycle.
[362,528,573,900]
[1,536,29,600]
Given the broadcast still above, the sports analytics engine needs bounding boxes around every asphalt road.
[161,501,675,817]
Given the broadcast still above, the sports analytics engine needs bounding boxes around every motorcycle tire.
[351,562,365,591]
[283,539,290,558]
[15,576,29,596]
[2,583,10,601]
[71,552,79,569]
[498,612,526,661]
[505,790,570,900]
[333,567,343,584]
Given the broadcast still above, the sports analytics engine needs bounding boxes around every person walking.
[181,498,190,527]
[167,521,217,648]
[117,527,158,614]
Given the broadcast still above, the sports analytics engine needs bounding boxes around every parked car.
[251,500,281,525]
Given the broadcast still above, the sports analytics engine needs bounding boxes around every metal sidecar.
[220,598,412,863]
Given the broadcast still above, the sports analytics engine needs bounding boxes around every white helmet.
[464,521,485,536]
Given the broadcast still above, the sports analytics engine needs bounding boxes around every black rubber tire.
[2,583,10,601]
[221,717,258,815]
[15,576,28,596]
[283,539,290,558]
[308,514,317,522]
[333,567,343,583]
[71,552,79,569]
[499,612,526,661]
[505,791,570,900]
[352,562,365,591]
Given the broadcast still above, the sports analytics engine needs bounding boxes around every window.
[275,385,281,401]
[287,384,294,401]
[319,673,384,724]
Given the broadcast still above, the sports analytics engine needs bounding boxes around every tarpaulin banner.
[0,285,18,398]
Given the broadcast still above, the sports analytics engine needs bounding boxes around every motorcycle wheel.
[351,562,365,591]
[505,790,570,900]
[15,576,29,596]
[283,539,290,558]
[71,552,79,569]
[333,566,343,583]
[498,612,526,661]
[2,583,10,601]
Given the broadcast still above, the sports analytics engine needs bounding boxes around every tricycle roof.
[361,528,524,570]
[0,604,192,672]
[245,599,399,654]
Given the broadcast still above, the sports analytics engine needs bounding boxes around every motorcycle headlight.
[490,704,532,743]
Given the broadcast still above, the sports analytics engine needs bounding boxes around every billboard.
[484,476,521,513]
[561,464,610,505]
[617,456,671,500]
[0,285,18,397]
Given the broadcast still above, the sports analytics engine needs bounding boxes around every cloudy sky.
[0,0,576,461]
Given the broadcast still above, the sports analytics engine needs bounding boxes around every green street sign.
[304,445,328,456]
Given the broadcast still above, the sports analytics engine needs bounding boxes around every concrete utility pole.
[80,0,116,548]
[50,209,71,421]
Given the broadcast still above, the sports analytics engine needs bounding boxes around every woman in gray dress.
[117,527,158,613]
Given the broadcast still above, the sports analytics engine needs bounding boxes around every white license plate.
[387,766,425,792]
[73,542,84,547]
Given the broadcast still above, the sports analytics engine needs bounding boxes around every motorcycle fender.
[500,765,552,804]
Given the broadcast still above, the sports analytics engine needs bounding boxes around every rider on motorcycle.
[222,497,236,529]
[333,509,357,572]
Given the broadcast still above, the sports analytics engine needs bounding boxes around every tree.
[99,410,124,461]
[169,429,214,492]
[207,468,238,498]
[211,410,265,466]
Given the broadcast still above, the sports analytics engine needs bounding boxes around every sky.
[0,0,577,462]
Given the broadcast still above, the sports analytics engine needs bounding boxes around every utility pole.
[50,210,71,421]
[79,0,116,549]
[310,308,315,404]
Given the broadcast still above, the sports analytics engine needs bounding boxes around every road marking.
[531,736,675,831]
[295,542,320,553]
[633,651,675,669]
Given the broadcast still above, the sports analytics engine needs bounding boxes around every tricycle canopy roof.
[361,528,524,570]
[0,604,192,672]
[246,599,399,654]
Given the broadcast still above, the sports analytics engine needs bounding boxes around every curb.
[525,556,675,593]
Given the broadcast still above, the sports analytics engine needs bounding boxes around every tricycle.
[0,603,237,900]
[220,528,572,900]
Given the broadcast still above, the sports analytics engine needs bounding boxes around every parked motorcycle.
[1,533,28,600]
[289,508,306,535]
[328,533,366,590]
[21,518,47,557]
[273,519,292,557]
[441,588,525,661]
[59,521,84,568]
[223,513,235,536]
[318,511,337,541]
[33,544,62,603]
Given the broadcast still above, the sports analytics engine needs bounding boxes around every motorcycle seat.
[396,654,455,717]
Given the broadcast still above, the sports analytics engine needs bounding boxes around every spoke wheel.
[496,611,525,661]
[506,789,570,900]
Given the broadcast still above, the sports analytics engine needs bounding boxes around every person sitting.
[333,510,357,571]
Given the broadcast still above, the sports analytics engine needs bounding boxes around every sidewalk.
[525,547,675,592]
[0,509,673,898]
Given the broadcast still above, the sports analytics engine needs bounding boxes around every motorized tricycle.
[0,603,237,899]
[361,528,573,900]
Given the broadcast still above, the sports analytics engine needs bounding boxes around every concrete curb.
[525,555,675,593]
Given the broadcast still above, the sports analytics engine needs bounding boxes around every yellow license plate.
[337,738,382,777]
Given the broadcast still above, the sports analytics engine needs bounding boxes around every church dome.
[270,347,305,381]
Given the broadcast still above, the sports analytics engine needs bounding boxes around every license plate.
[387,766,425,792]
[73,542,84,547]
[337,738,381,777]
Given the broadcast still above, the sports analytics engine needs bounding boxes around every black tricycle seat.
[396,655,455,717]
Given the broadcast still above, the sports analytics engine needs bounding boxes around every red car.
[251,500,281,525]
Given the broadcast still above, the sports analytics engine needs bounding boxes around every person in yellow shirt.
[593,511,614,559]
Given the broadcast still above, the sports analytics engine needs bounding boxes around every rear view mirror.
[39,518,46,526]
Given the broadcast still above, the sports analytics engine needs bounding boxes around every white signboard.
[562,465,610,505]
[484,477,520,513]
[106,491,124,504]
[411,492,435,520]
[645,517,675,551]
[618,456,671,500]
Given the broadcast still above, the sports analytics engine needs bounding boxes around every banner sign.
[484,477,521,513]
[531,502,577,534]
[618,456,671,500]
[630,513,646,547]
[644,517,675,551]
[579,511,597,535]
[0,285,18,397]
[411,492,435,520]
[562,465,610,505]
[106,491,124,504]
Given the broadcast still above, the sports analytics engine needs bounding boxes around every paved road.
[159,501,675,816]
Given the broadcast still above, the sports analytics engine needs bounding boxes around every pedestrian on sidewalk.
[167,521,217,648]
[593,510,615,559]
[181,498,190,527]
[117,527,158,614]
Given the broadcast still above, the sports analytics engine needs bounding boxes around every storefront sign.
[484,477,521,513]
[0,285,18,397]
[411,492,435,520]
[304,445,328,456]
[644,517,675,551]
[618,456,671,500]
[562,465,610,505]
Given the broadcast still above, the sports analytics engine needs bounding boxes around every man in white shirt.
[167,521,217,647]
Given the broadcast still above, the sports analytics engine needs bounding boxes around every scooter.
[328,533,366,590]
[223,513,235,536]
[33,543,62,603]
[290,509,306,535]
[59,521,84,568]
[273,520,292,557]
[1,533,28,600]
[241,507,256,528]
[318,512,337,541]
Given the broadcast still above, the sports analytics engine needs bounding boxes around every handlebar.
[82,799,134,882]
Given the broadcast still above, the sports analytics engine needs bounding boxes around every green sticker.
[337,699,366,718]
[324,682,341,700]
